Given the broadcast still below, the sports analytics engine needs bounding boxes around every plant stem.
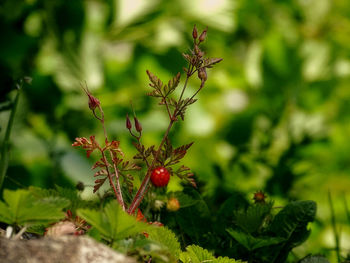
[128,65,203,214]
[101,151,125,210]
[328,190,341,263]
[127,119,175,214]
[99,106,125,210]
[137,137,150,168]
[178,64,194,104]
[344,194,350,224]
[0,90,20,193]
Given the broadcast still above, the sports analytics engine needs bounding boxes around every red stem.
[101,151,125,208]
[127,119,175,214]
[127,56,204,215]
[98,106,125,210]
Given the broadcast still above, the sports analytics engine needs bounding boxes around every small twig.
[13,226,27,240]
[98,106,125,211]
[101,151,125,210]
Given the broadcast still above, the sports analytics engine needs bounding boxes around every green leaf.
[298,255,330,263]
[234,202,273,234]
[29,186,96,212]
[170,191,199,209]
[0,189,69,226]
[226,229,285,251]
[180,245,244,263]
[267,200,317,263]
[268,200,316,239]
[175,189,211,245]
[147,226,181,259]
[78,200,149,242]
[179,245,215,263]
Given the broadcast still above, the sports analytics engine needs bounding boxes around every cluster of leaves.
[0,189,69,233]
[157,189,324,263]
[0,185,327,263]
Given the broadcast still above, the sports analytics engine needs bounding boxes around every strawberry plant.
[0,25,328,263]
[72,25,221,216]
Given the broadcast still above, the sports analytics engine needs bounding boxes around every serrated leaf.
[179,245,215,263]
[227,229,285,251]
[234,202,273,234]
[78,200,149,242]
[268,200,316,238]
[202,57,223,68]
[180,245,243,263]
[0,189,69,226]
[147,226,181,258]
[29,186,96,212]
[299,255,330,263]
[94,169,107,177]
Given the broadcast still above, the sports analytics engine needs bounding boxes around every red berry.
[150,167,170,187]
[253,190,267,204]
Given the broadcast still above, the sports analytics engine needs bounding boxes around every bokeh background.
[1,0,350,261]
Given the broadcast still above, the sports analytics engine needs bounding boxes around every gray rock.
[0,236,136,263]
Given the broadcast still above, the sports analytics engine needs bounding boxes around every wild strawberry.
[253,190,267,204]
[150,167,170,187]
[167,197,180,211]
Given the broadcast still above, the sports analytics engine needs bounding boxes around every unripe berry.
[167,197,180,211]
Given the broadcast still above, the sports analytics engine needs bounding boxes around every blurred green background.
[1,0,350,261]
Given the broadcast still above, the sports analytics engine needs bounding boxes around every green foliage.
[170,189,212,246]
[298,255,330,263]
[0,189,69,226]
[28,185,96,212]
[179,245,244,263]
[234,202,273,234]
[223,200,317,263]
[77,200,149,244]
[226,229,285,251]
[147,226,182,259]
[269,201,316,239]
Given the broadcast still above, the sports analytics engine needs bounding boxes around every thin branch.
[98,106,125,210]
[101,151,125,210]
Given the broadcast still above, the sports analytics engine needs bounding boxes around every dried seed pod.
[134,117,142,133]
[198,67,207,82]
[199,27,208,43]
[192,25,198,39]
[126,114,132,130]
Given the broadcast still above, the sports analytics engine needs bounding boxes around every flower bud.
[134,117,142,133]
[199,27,208,43]
[126,114,132,130]
[82,85,100,111]
[192,25,198,39]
